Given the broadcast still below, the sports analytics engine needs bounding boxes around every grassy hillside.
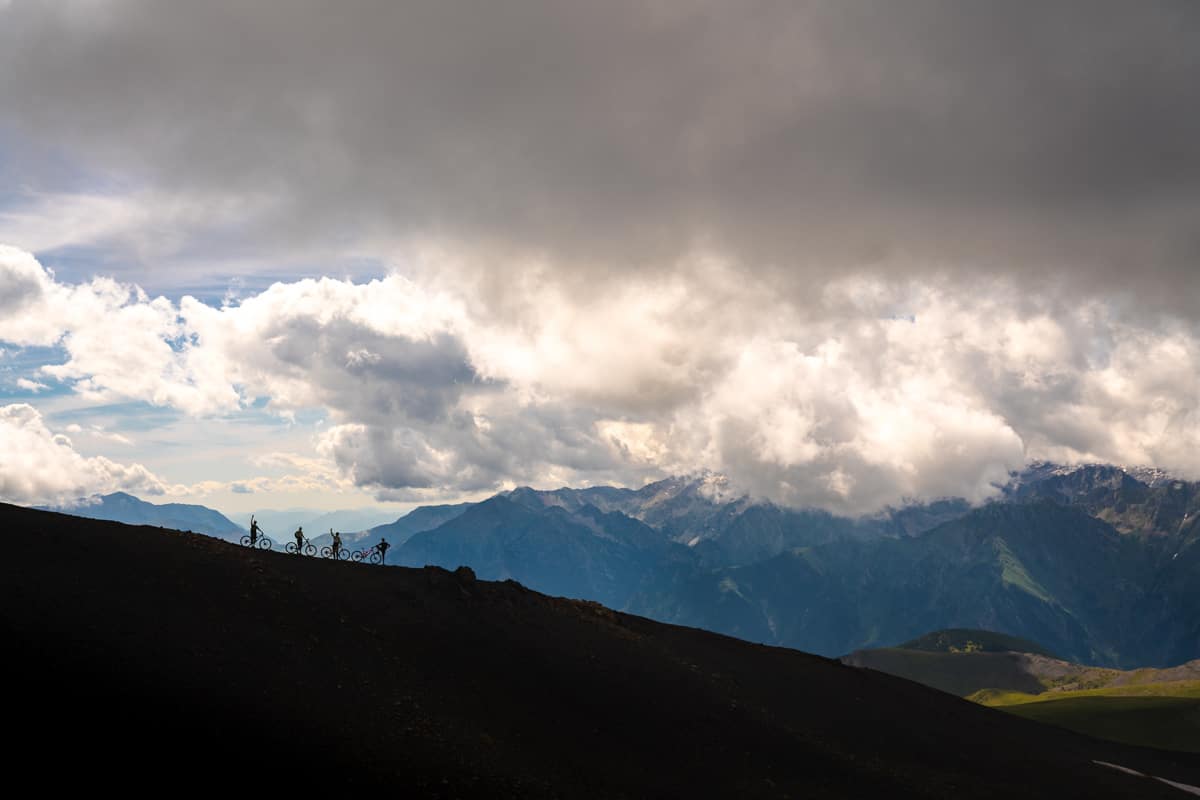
[4,502,1200,797]
[973,681,1200,705]
[994,694,1200,754]
[846,632,1200,753]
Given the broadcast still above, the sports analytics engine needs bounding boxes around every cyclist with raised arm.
[331,529,342,560]
[249,515,261,547]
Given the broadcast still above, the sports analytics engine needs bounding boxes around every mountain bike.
[321,545,350,560]
[351,545,384,565]
[240,534,273,550]
[286,536,317,556]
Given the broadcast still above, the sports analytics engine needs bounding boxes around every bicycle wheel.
[304,543,317,556]
[338,548,350,561]
[368,550,383,565]
[257,537,273,550]
[350,550,365,563]
[239,535,252,547]
[285,542,298,554]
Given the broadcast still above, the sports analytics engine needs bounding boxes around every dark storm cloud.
[321,404,648,497]
[1,1,1198,308]
[6,2,1200,511]
[260,318,480,424]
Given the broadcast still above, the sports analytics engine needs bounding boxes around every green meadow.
[986,690,1200,753]
[846,630,1200,753]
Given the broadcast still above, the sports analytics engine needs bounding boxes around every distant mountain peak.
[634,471,741,505]
[694,471,740,503]
[1120,465,1179,488]
[39,491,245,540]
[1016,460,1184,489]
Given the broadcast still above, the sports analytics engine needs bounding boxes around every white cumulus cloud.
[0,403,166,505]
[3,244,1200,513]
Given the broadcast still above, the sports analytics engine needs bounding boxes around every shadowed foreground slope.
[2,503,1199,798]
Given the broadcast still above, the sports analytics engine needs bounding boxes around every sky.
[1,1,1199,516]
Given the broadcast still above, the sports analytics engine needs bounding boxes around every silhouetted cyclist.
[294,526,305,553]
[331,529,342,559]
[249,516,261,546]
[377,538,390,564]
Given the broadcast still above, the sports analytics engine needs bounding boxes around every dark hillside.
[2,502,1198,797]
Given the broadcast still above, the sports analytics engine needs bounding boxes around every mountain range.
[376,464,1200,669]
[44,463,1200,670]
[231,507,399,539]
[39,491,246,541]
[40,494,396,545]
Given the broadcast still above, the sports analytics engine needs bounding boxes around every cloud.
[3,245,1200,512]
[0,245,50,315]
[0,246,223,412]
[3,5,1200,511]
[58,423,133,445]
[2,2,1199,313]
[16,377,48,392]
[0,402,165,505]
